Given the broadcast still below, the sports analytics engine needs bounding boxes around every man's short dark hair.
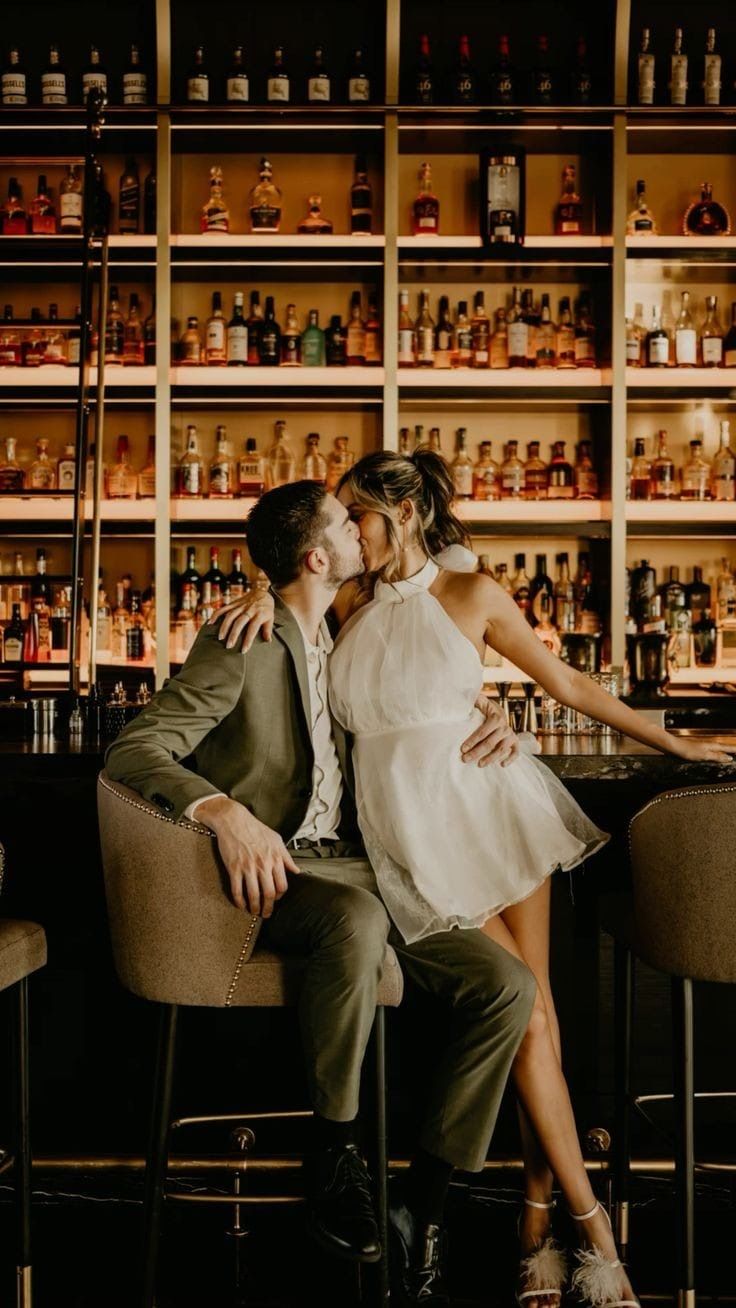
[245,481,331,588]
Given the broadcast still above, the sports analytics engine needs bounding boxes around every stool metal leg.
[372,1006,389,1308]
[141,1004,178,1308]
[14,976,32,1308]
[672,976,695,1308]
[613,943,633,1256]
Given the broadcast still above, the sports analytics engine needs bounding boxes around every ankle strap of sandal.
[569,1201,601,1222]
[524,1198,556,1211]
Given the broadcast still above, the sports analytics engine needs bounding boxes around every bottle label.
[82,72,107,95]
[398,328,415,364]
[638,53,655,104]
[58,463,75,490]
[123,72,148,104]
[725,349,736,368]
[648,335,669,365]
[704,54,721,105]
[206,321,226,359]
[503,471,523,494]
[670,55,688,104]
[180,465,201,495]
[574,335,595,364]
[454,466,473,496]
[633,215,654,231]
[702,336,723,365]
[308,76,330,101]
[456,74,474,100]
[251,205,281,231]
[41,73,67,103]
[507,321,528,358]
[187,76,209,101]
[349,76,370,101]
[226,75,249,101]
[675,328,697,365]
[209,464,232,494]
[416,326,434,364]
[105,324,124,358]
[119,183,140,228]
[60,193,83,225]
[227,324,248,362]
[268,76,289,101]
[2,74,27,104]
[416,75,433,102]
[576,472,599,496]
[626,337,641,363]
[364,331,381,364]
[67,338,80,365]
[494,72,513,101]
[0,347,19,365]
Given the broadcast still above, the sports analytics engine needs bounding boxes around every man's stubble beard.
[324,543,365,589]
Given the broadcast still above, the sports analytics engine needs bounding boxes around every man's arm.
[105,624,247,822]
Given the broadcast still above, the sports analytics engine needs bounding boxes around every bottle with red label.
[412,162,439,236]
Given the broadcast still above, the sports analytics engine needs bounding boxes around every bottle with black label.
[3,604,24,663]
[118,158,140,234]
[415,35,435,104]
[259,296,281,366]
[532,35,554,104]
[143,170,156,233]
[454,35,477,104]
[227,292,248,366]
[351,156,373,235]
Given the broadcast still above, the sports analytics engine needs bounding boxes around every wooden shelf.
[626,501,736,523]
[627,368,736,390]
[398,235,612,250]
[627,236,736,254]
[0,366,155,390]
[668,665,736,686]
[171,366,384,389]
[456,500,611,524]
[171,234,385,249]
[399,369,611,390]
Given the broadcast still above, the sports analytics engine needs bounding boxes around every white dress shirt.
[183,613,343,839]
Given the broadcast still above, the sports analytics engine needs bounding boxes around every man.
[105,482,536,1306]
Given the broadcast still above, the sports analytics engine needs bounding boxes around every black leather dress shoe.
[305,1143,381,1263]
[389,1185,450,1306]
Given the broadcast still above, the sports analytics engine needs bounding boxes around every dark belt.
[287,836,363,858]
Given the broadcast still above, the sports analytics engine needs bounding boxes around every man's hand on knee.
[194,796,300,917]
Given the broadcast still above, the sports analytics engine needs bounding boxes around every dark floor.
[2,1169,736,1307]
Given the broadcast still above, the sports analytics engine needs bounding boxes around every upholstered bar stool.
[0,847,47,1308]
[602,781,736,1308]
[96,772,403,1308]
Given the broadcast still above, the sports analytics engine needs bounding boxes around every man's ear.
[303,546,328,576]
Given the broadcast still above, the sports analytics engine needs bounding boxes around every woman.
[215,449,733,1308]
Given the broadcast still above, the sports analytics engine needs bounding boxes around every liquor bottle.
[683,183,731,237]
[0,436,23,490]
[574,296,596,368]
[281,303,301,366]
[351,157,373,235]
[126,591,145,661]
[138,435,155,498]
[532,35,554,105]
[523,441,548,500]
[143,302,155,365]
[490,308,509,369]
[669,28,688,106]
[259,296,281,365]
[574,440,598,499]
[226,46,249,102]
[454,35,476,104]
[650,429,677,499]
[415,35,435,105]
[399,428,411,456]
[326,436,354,492]
[452,301,473,367]
[107,435,137,499]
[630,438,651,500]
[507,287,527,367]
[228,549,249,600]
[626,179,658,236]
[481,151,524,246]
[348,49,371,103]
[223,292,247,365]
[428,427,443,454]
[201,165,229,233]
[724,303,736,367]
[144,170,156,233]
[451,429,473,499]
[674,290,697,367]
[646,306,669,366]
[703,28,721,106]
[700,295,723,367]
[123,293,144,366]
[490,34,515,104]
[554,553,576,631]
[547,442,575,499]
[30,175,56,235]
[102,286,124,365]
[204,291,227,365]
[2,178,26,234]
[209,425,235,498]
[555,166,583,235]
[187,46,209,102]
[364,295,382,366]
[59,165,83,233]
[176,425,204,497]
[175,584,197,659]
[179,547,201,607]
[686,566,710,625]
[301,309,325,366]
[576,552,602,633]
[3,604,24,663]
[42,303,67,365]
[179,315,203,365]
[512,553,532,618]
[266,420,296,488]
[302,433,328,483]
[326,314,347,366]
[308,46,331,102]
[535,593,561,655]
[501,440,524,498]
[195,580,215,627]
[472,441,501,501]
[693,608,717,666]
[238,438,265,497]
[412,162,439,236]
[398,290,415,367]
[556,297,576,367]
[659,566,688,633]
[711,419,736,501]
[414,289,435,368]
[249,157,281,233]
[535,294,556,368]
[267,46,289,103]
[2,47,27,105]
[298,194,333,235]
[530,554,554,626]
[82,45,107,101]
[246,291,263,365]
[123,43,148,105]
[346,292,366,365]
[91,161,111,237]
[716,558,736,620]
[571,36,592,105]
[22,308,45,367]
[638,28,655,105]
[680,437,711,500]
[469,291,490,368]
[0,306,21,366]
[118,158,140,234]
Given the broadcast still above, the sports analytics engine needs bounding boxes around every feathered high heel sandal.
[517,1198,568,1308]
[569,1202,639,1308]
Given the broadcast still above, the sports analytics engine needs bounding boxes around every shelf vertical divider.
[154,0,172,689]
[382,0,401,451]
[610,110,628,670]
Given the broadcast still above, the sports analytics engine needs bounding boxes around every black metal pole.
[672,975,695,1308]
[141,1004,178,1308]
[15,976,32,1302]
[613,942,633,1256]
